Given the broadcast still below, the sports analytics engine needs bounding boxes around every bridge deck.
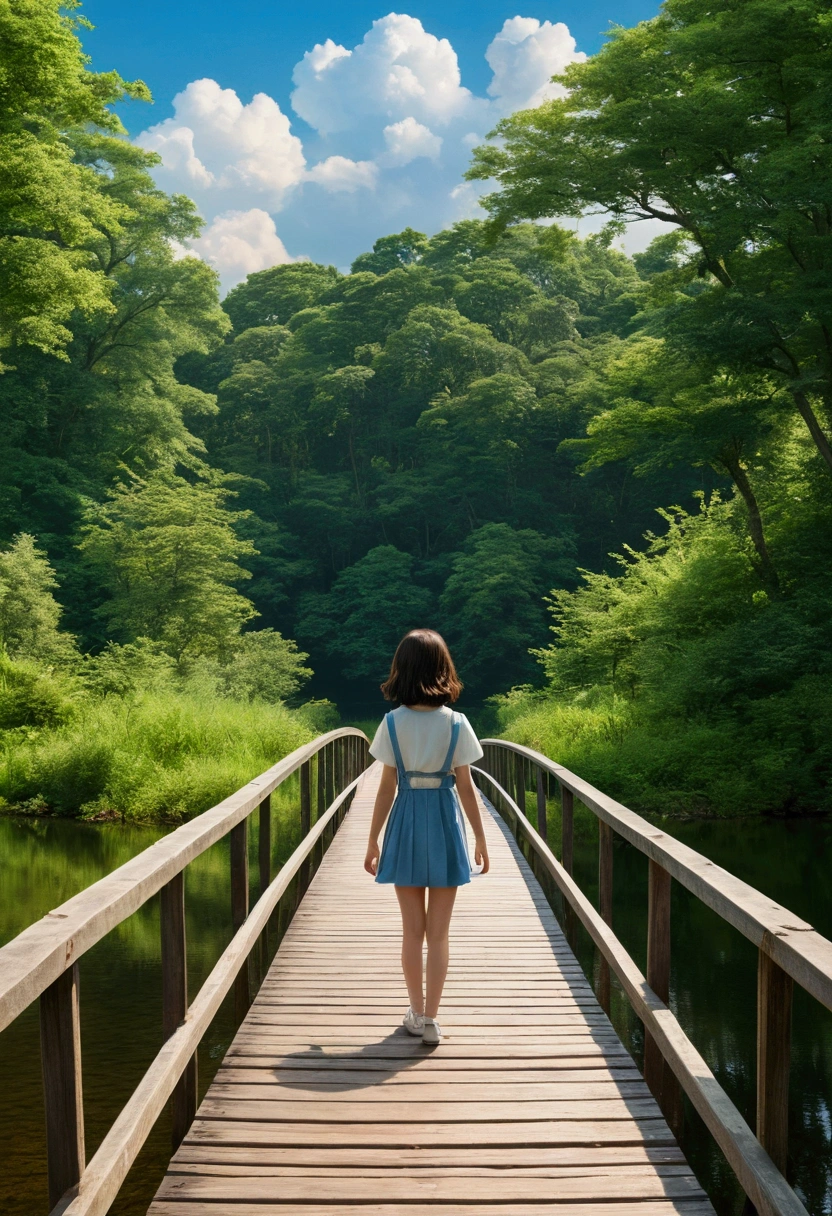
[149,763,713,1216]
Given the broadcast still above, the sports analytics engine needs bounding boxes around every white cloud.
[486,17,586,112]
[137,78,306,211]
[290,13,480,135]
[136,14,594,288]
[383,117,442,165]
[306,156,379,193]
[187,209,297,293]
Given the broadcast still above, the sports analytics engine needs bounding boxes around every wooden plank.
[149,1202,718,1216]
[174,1144,687,1167]
[184,1117,676,1148]
[146,764,714,1216]
[40,963,85,1209]
[153,1174,707,1202]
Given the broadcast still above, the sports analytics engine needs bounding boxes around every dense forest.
[1,0,830,819]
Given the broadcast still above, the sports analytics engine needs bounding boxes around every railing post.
[259,794,271,896]
[757,945,793,1173]
[40,963,85,1208]
[257,794,271,977]
[299,760,312,891]
[515,753,526,819]
[598,821,613,1015]
[536,766,547,841]
[645,859,683,1134]
[161,872,197,1151]
[230,817,251,1023]
[561,785,577,949]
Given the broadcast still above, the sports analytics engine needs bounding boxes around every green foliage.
[0,653,77,730]
[298,546,433,683]
[440,524,574,696]
[198,629,312,703]
[79,475,257,662]
[0,683,313,820]
[468,0,832,472]
[0,533,78,663]
[223,263,342,331]
[495,492,832,815]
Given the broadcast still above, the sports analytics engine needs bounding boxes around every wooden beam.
[643,861,682,1133]
[515,754,526,818]
[40,963,84,1209]
[598,822,613,1016]
[757,945,793,1174]
[536,767,547,841]
[299,762,312,892]
[230,819,250,1023]
[160,873,196,1151]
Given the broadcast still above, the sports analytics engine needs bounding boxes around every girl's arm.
[364,765,398,875]
[455,765,490,874]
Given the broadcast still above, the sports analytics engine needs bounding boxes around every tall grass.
[0,690,314,822]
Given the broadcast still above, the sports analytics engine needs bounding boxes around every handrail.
[476,739,830,1216]
[52,771,365,1216]
[473,763,807,1216]
[0,727,366,1032]
[481,739,832,1011]
[0,726,370,1214]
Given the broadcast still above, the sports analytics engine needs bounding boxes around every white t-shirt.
[369,706,483,788]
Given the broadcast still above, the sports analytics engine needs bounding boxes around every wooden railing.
[475,739,832,1216]
[0,727,369,1216]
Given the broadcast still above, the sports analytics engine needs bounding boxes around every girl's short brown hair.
[380,629,463,707]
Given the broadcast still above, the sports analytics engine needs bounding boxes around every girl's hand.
[364,839,380,876]
[474,837,490,874]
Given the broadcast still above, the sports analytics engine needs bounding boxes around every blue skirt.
[376,786,471,888]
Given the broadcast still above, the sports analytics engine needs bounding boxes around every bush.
[0,655,77,730]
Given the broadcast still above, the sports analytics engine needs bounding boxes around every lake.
[1,810,830,1214]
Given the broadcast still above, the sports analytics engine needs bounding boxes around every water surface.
[1,811,830,1214]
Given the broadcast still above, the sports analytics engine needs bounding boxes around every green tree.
[440,523,574,695]
[216,629,312,703]
[223,262,342,332]
[469,0,832,472]
[0,0,151,359]
[297,546,433,683]
[79,475,257,662]
[0,533,77,662]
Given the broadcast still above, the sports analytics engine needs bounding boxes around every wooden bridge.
[1,728,830,1216]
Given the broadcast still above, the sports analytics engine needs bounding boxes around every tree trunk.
[720,454,779,592]
[792,389,832,474]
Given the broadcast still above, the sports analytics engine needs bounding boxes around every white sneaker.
[422,1017,442,1045]
[402,1007,425,1036]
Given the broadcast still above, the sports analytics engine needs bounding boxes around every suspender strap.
[385,712,406,776]
[440,712,461,773]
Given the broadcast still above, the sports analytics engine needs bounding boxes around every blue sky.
[81,2,663,287]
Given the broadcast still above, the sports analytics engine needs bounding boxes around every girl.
[364,629,489,1045]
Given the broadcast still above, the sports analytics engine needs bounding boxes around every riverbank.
[489,689,832,819]
[0,687,321,823]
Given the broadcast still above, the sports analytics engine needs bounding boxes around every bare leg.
[395,886,427,1015]
[425,886,457,1019]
